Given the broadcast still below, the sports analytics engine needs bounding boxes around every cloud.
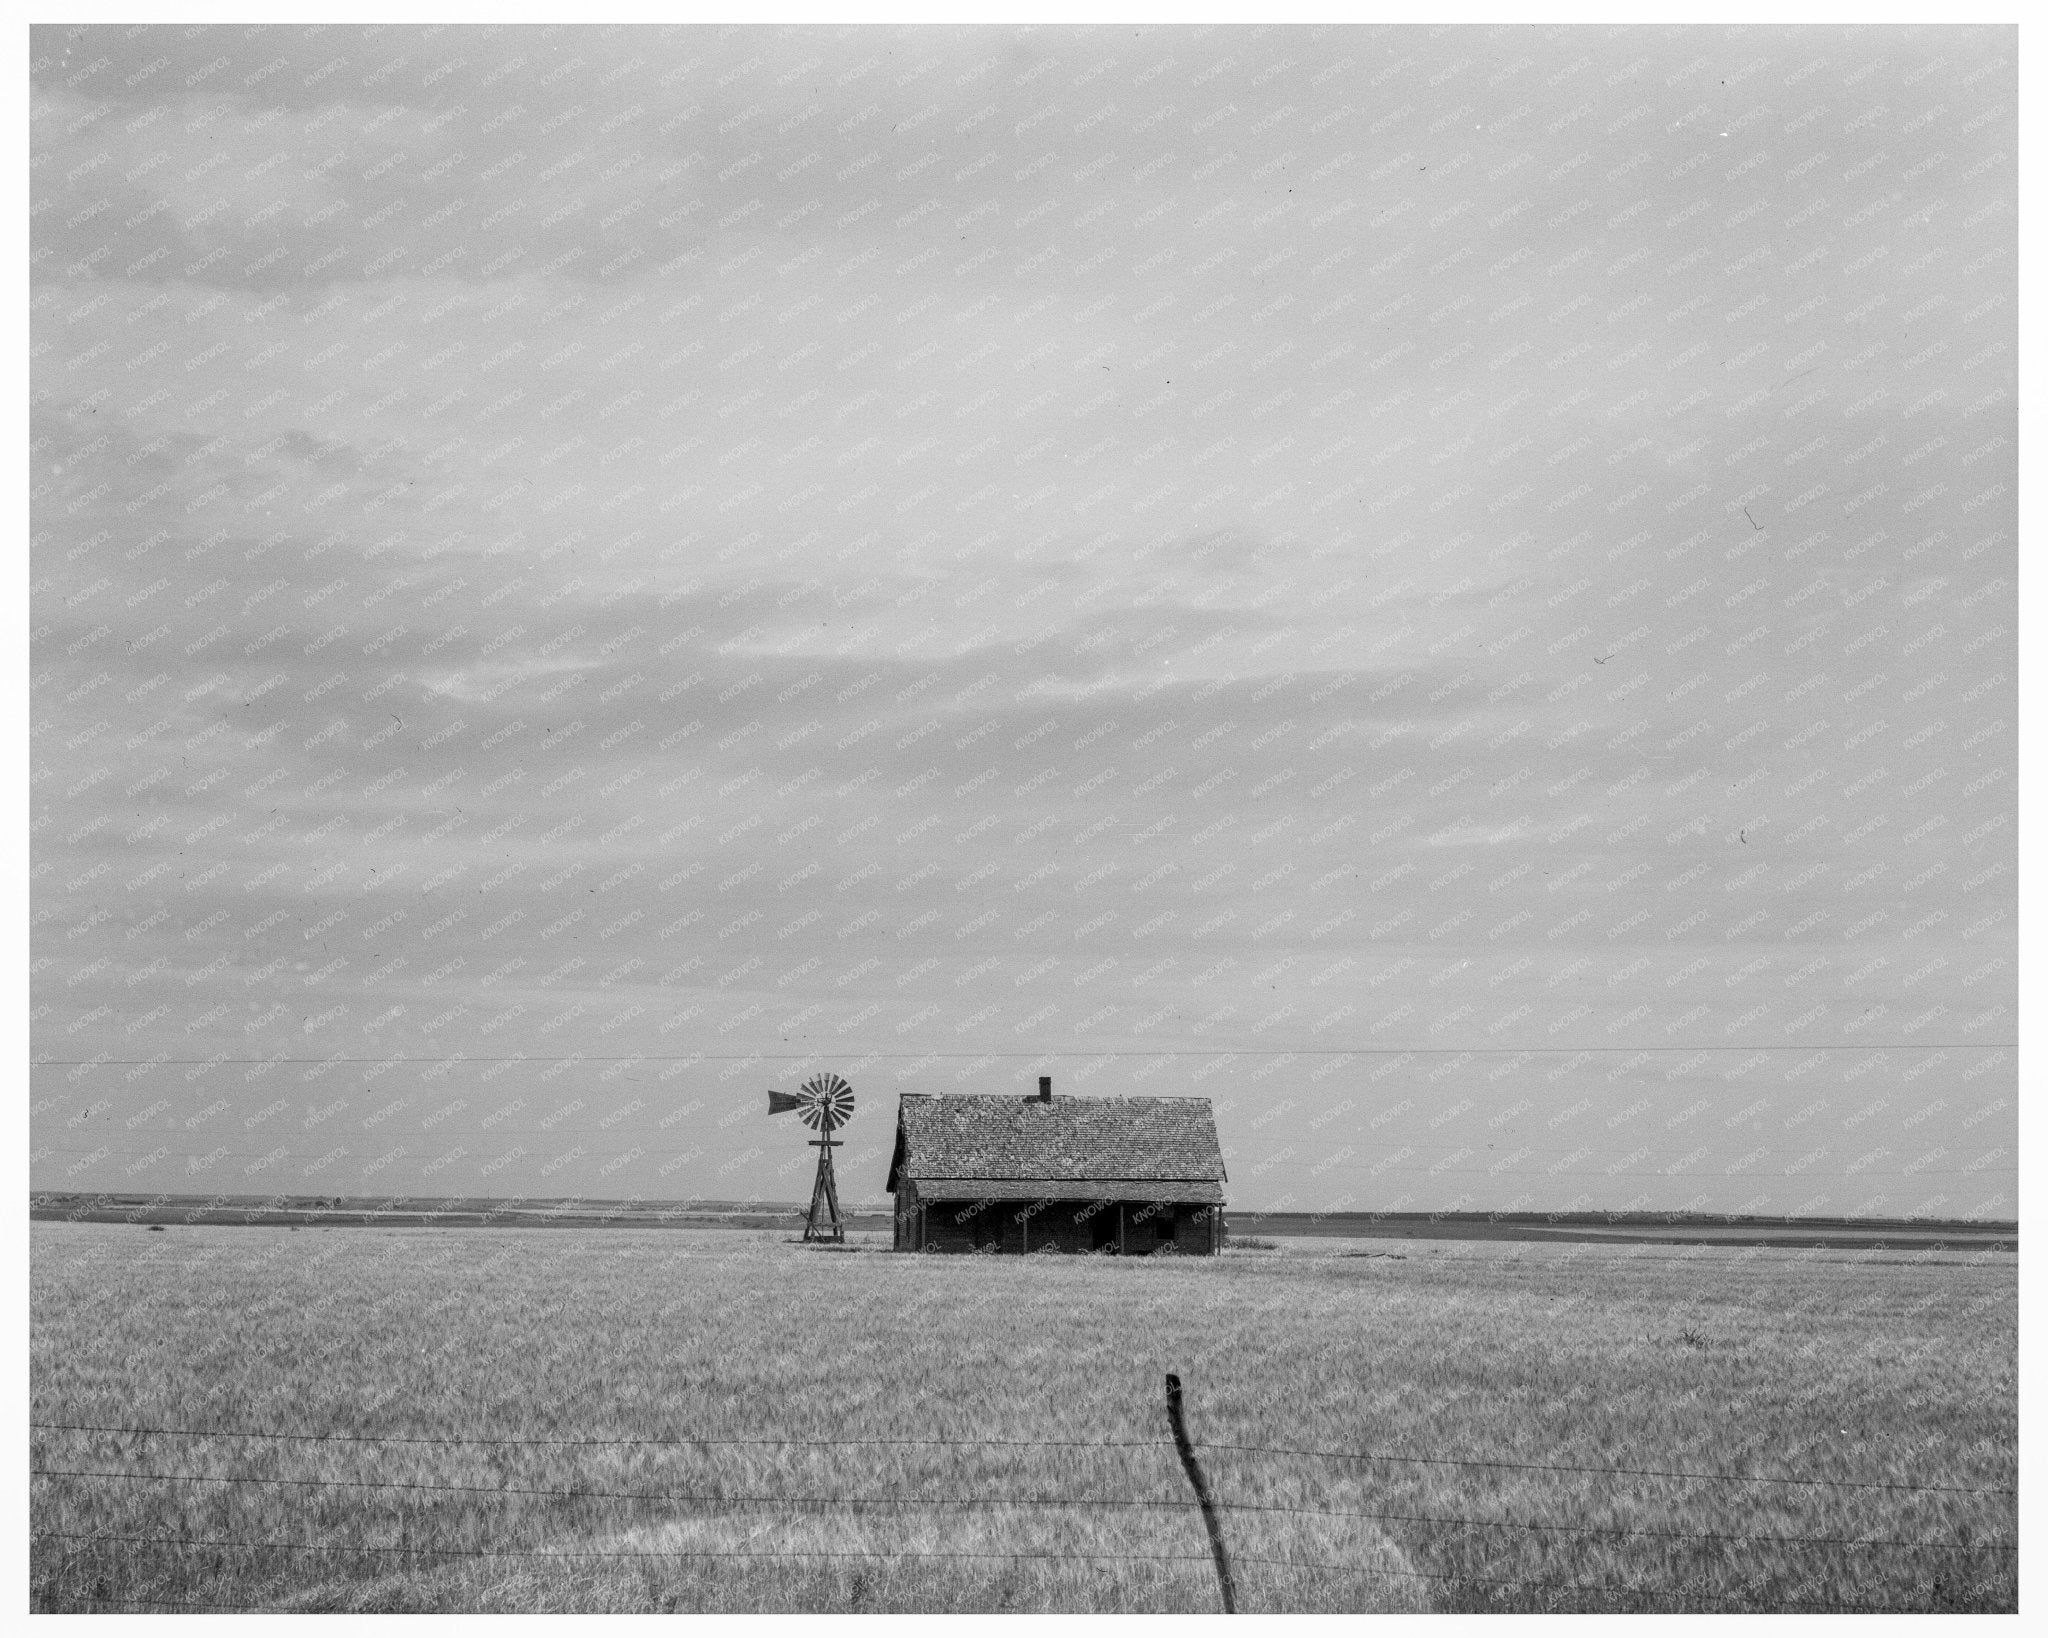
[31,24,2016,1216]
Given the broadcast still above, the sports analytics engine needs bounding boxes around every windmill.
[767,1071,855,1243]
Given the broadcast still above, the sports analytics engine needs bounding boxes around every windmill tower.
[767,1071,855,1243]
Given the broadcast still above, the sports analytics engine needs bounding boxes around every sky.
[29,22,2017,1217]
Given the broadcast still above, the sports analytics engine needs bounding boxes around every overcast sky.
[30,23,2016,1217]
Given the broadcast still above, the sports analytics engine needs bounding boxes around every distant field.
[1232,1211,2019,1253]
[29,1193,2017,1251]
[31,1223,2015,1613]
[27,1192,895,1234]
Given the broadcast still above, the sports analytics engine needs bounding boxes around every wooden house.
[885,1078,1228,1254]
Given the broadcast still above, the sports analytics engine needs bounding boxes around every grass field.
[30,1223,2016,1613]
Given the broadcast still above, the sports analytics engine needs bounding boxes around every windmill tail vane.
[765,1072,854,1242]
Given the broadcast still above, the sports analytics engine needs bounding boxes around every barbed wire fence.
[30,1375,2018,1615]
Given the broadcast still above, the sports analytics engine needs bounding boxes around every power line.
[26,1144,2012,1182]
[27,1043,2015,1066]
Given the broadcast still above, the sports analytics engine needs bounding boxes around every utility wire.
[28,1044,2016,1065]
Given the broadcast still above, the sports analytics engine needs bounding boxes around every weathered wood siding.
[897,1188,1220,1254]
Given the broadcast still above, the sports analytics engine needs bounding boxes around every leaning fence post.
[1165,1371,1238,1613]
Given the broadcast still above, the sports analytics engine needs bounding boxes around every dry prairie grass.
[30,1223,2015,1612]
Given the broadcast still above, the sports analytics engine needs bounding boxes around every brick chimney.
[1037,1075,1052,1102]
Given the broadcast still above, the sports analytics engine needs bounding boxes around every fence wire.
[27,1464,2019,1555]
[32,1420,2017,1496]
[30,1417,2016,1614]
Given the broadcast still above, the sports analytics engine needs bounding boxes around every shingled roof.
[885,1094,1227,1194]
[913,1176,1225,1205]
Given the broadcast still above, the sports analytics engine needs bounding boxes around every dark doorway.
[1089,1208,1117,1252]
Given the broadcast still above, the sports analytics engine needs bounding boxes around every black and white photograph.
[27,13,2019,1616]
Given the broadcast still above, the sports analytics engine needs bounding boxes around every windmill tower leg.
[820,1140,843,1242]
[803,1144,827,1241]
[804,1138,844,1243]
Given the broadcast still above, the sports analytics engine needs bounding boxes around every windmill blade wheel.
[799,1071,855,1133]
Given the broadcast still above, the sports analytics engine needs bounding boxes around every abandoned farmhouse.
[885,1078,1228,1254]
